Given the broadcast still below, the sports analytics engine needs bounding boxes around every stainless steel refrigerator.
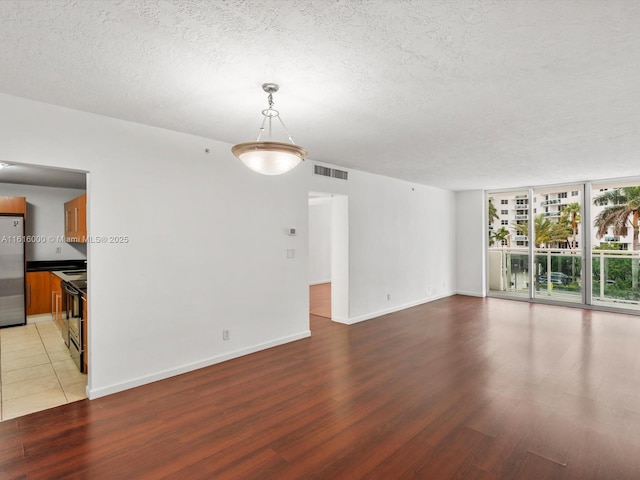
[0,215,26,327]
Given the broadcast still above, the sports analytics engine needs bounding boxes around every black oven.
[62,280,85,372]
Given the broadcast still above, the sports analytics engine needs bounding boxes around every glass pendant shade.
[232,141,307,175]
[232,83,307,175]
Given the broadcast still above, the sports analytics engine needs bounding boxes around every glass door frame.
[487,177,640,314]
[486,182,588,308]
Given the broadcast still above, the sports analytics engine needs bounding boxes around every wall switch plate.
[287,249,295,258]
[222,330,230,341]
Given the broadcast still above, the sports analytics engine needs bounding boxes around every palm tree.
[593,186,640,288]
[512,213,571,248]
[491,226,511,247]
[488,199,499,226]
[488,199,500,246]
[560,202,581,249]
[560,202,581,280]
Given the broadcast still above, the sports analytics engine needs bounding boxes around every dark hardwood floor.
[309,282,331,318]
[3,296,640,479]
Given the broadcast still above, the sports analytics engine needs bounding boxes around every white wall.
[455,190,486,296]
[346,170,456,323]
[331,194,349,322]
[0,183,86,261]
[0,93,311,398]
[0,93,460,398]
[308,198,331,285]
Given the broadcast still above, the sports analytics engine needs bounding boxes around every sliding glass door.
[531,185,583,304]
[590,180,640,312]
[488,179,640,313]
[487,190,530,298]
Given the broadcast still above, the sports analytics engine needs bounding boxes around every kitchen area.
[0,166,88,420]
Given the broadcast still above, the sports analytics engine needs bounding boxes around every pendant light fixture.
[232,83,308,175]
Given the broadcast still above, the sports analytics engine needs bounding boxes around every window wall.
[531,185,583,305]
[488,179,640,313]
[488,190,530,299]
[590,180,640,310]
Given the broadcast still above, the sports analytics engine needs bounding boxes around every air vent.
[314,165,332,177]
[314,164,348,181]
[331,169,348,180]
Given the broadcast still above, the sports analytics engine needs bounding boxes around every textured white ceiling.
[1,0,639,190]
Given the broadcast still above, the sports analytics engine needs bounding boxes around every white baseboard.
[455,290,485,298]
[334,292,455,325]
[87,330,311,399]
[331,316,350,324]
[309,280,331,286]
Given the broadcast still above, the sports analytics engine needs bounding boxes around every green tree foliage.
[491,226,510,246]
[593,186,640,288]
[593,242,623,251]
[593,186,640,250]
[560,202,581,249]
[512,213,571,248]
[488,199,499,226]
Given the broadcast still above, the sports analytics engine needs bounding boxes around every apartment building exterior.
[489,186,634,250]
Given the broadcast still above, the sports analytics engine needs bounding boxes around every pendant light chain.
[254,87,296,145]
[277,115,296,145]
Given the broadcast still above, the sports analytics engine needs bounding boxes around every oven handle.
[63,283,80,296]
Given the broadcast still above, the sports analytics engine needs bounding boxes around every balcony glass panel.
[531,185,583,303]
[488,190,529,298]
[591,180,640,312]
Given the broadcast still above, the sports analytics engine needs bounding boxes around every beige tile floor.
[0,317,87,421]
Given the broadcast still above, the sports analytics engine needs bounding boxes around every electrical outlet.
[55,247,62,254]
[387,293,391,301]
[222,329,230,341]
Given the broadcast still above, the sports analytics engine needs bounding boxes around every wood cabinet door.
[64,194,87,242]
[0,196,27,215]
[64,199,75,239]
[50,273,63,329]
[26,271,51,315]
[76,193,87,242]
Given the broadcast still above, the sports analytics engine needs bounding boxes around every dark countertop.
[27,260,87,272]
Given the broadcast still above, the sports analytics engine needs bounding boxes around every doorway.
[310,282,331,318]
[308,192,349,324]
[0,162,89,420]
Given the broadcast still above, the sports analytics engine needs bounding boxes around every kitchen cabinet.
[50,272,63,329]
[82,292,88,373]
[26,271,51,315]
[64,193,87,242]
[0,196,26,215]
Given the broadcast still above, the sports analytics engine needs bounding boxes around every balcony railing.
[488,246,640,309]
[540,199,563,206]
[515,214,528,220]
[592,249,640,305]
